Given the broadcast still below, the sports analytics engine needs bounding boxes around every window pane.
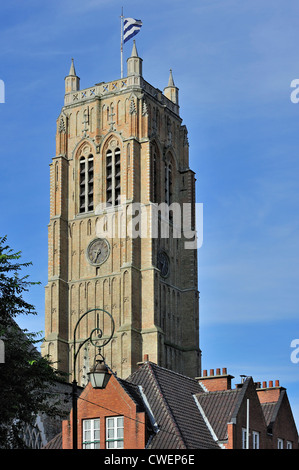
[105,416,124,449]
[107,418,114,428]
[83,419,100,449]
[117,417,123,427]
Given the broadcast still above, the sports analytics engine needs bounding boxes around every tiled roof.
[261,389,286,433]
[43,432,62,449]
[126,362,220,449]
[195,388,242,441]
[261,402,277,427]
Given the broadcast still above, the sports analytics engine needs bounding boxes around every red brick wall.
[257,387,281,404]
[233,383,271,449]
[198,369,232,392]
[269,392,298,449]
[62,375,147,449]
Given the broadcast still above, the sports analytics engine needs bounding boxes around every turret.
[127,40,143,77]
[65,58,80,94]
[164,69,179,105]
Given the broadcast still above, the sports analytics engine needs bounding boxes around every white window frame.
[252,431,260,449]
[287,440,293,449]
[82,418,100,449]
[277,438,283,449]
[106,416,124,449]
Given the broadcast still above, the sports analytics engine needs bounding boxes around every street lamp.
[88,351,111,389]
[72,308,115,450]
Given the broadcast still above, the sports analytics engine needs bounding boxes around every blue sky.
[1,0,299,430]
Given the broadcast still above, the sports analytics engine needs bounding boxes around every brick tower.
[41,42,201,384]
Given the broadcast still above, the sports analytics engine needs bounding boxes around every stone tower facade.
[41,42,201,384]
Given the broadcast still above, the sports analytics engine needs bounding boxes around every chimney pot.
[210,369,214,376]
[269,380,273,388]
[144,354,149,362]
[203,370,207,377]
[222,368,227,375]
[263,381,267,388]
[275,380,280,387]
[216,368,221,375]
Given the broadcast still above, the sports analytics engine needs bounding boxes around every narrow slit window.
[165,162,172,205]
[106,149,113,205]
[79,157,86,213]
[115,148,121,206]
[88,156,94,211]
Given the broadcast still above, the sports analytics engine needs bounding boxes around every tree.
[0,236,66,448]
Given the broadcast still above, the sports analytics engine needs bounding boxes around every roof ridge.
[197,388,240,396]
[147,362,187,448]
[149,361,201,385]
[267,389,286,431]
[230,376,252,423]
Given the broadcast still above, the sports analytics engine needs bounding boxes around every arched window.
[106,147,121,206]
[79,154,94,213]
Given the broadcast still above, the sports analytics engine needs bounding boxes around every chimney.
[137,354,150,368]
[196,368,234,392]
[257,379,285,404]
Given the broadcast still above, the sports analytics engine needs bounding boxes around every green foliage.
[0,236,67,448]
[0,235,40,326]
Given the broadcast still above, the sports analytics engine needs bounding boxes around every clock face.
[157,250,170,278]
[87,238,110,266]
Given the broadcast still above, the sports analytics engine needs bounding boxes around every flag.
[123,18,142,44]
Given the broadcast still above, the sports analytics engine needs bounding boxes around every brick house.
[45,360,298,449]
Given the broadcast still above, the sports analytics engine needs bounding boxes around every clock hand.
[93,248,102,262]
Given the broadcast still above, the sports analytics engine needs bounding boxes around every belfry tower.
[42,42,201,384]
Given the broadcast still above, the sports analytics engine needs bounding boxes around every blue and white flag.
[123,18,142,44]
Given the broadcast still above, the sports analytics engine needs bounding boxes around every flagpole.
[120,7,124,78]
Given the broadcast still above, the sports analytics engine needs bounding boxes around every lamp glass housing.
[88,361,111,389]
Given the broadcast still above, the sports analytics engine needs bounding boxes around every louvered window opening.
[80,155,94,213]
[106,148,121,206]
